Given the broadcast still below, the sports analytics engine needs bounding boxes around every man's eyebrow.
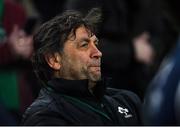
[77,37,99,43]
[79,37,90,42]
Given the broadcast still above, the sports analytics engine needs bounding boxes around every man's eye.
[81,42,88,47]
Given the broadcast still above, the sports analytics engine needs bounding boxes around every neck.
[88,80,97,91]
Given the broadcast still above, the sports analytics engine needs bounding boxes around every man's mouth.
[88,61,101,72]
[90,66,101,72]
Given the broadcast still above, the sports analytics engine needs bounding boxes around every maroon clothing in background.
[3,0,27,35]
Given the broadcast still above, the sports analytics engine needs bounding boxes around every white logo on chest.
[118,106,133,118]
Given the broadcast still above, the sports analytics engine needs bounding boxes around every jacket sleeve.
[22,111,68,125]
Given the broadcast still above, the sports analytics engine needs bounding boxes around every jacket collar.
[47,77,110,101]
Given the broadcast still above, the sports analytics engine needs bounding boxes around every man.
[21,8,142,125]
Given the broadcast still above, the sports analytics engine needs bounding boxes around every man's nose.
[90,44,102,59]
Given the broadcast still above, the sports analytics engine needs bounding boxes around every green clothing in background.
[0,0,5,41]
[0,70,20,110]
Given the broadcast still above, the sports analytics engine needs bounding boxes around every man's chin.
[87,68,101,81]
[89,74,101,82]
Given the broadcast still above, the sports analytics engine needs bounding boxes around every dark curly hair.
[32,8,101,87]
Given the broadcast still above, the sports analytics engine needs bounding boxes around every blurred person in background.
[0,0,40,124]
[143,0,180,125]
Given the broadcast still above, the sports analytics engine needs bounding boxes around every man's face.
[59,26,102,81]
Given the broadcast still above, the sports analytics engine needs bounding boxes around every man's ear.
[44,52,61,70]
